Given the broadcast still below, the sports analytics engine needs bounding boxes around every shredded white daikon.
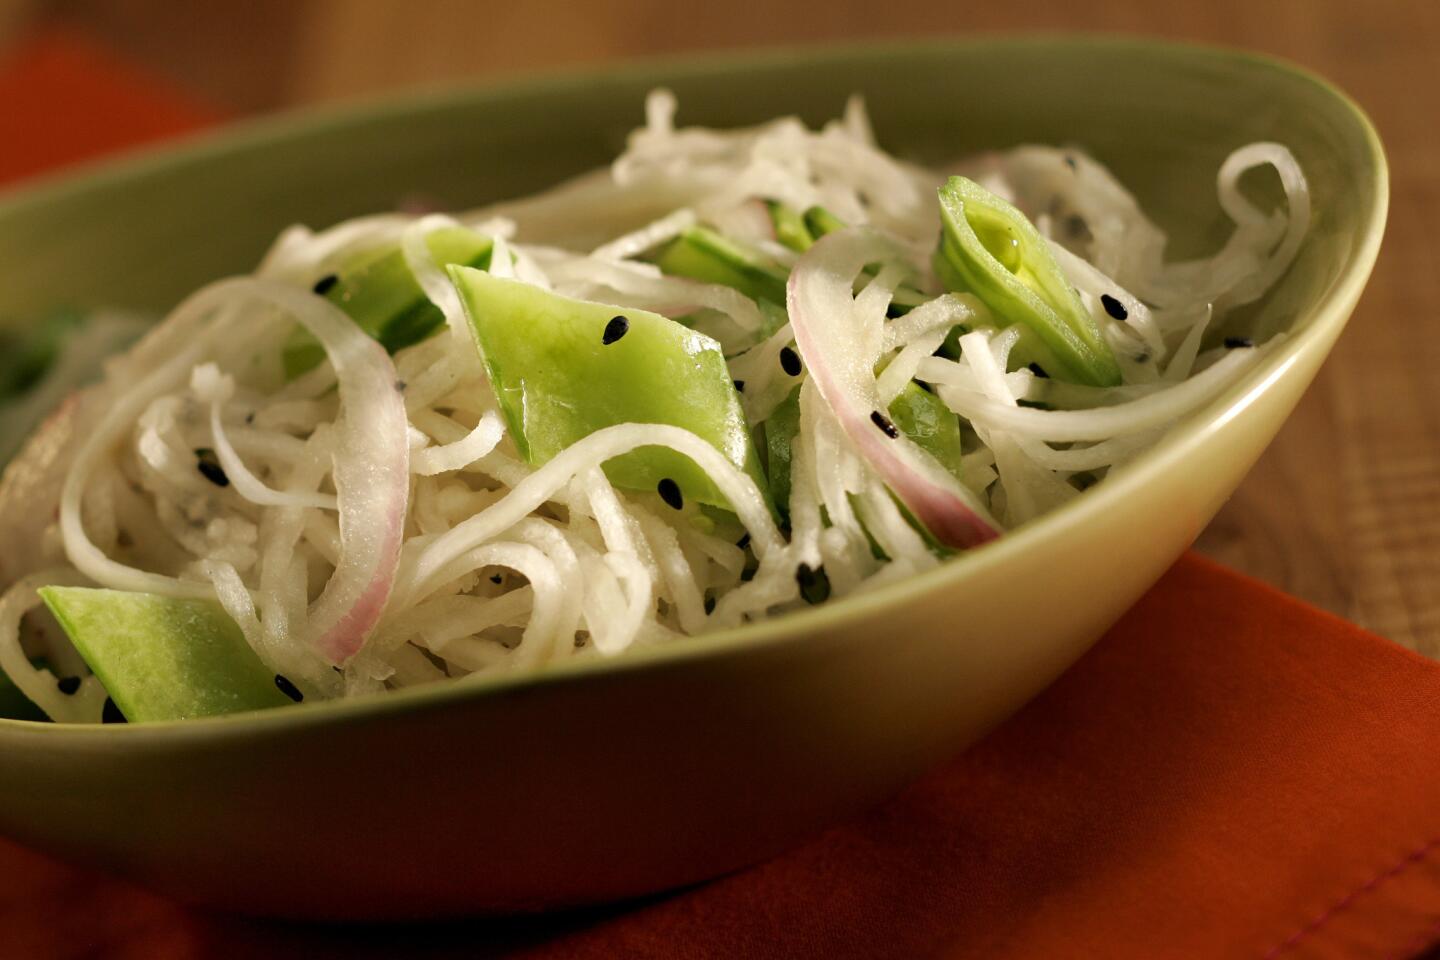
[0,91,1308,719]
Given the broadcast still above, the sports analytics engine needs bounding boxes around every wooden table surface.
[2,0,1437,653]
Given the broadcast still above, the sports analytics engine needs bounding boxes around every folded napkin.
[2,30,1437,960]
[0,29,219,184]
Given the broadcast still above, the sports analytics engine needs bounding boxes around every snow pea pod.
[935,176,1120,387]
[449,266,769,513]
[284,226,493,376]
[654,225,790,308]
[39,587,298,722]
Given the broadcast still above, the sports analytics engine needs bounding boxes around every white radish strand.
[411,410,505,476]
[191,364,337,511]
[401,423,783,606]
[0,569,105,723]
[591,207,697,261]
[402,214,478,351]
[60,289,250,600]
[944,344,1269,442]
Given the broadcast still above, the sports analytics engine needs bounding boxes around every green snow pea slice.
[449,266,769,513]
[284,226,493,377]
[935,176,1120,387]
[39,587,298,722]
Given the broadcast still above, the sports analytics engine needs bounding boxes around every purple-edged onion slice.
[262,281,412,664]
[786,230,1000,549]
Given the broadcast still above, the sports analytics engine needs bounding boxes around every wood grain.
[4,0,1437,651]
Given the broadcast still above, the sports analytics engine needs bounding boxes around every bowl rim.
[0,33,1390,742]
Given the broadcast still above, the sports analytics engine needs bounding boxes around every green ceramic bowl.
[0,37,1386,919]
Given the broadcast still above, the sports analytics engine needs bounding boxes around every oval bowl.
[0,36,1386,919]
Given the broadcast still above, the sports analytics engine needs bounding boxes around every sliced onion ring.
[243,279,411,665]
[786,229,1000,549]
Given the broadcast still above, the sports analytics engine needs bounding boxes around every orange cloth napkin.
[3,29,1438,960]
[0,30,219,184]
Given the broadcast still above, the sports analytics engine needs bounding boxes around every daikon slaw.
[0,90,1309,722]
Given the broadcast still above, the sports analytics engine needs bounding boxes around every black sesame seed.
[602,315,630,345]
[1065,214,1092,241]
[244,411,255,425]
[102,697,126,724]
[733,379,745,393]
[56,676,80,696]
[1027,362,1050,379]
[1100,294,1129,321]
[736,533,751,550]
[194,448,229,488]
[657,478,684,510]
[312,274,339,295]
[1064,154,1078,171]
[394,379,407,393]
[274,674,304,703]
[1224,336,1256,349]
[870,410,900,439]
[490,574,503,584]
[796,563,831,605]
[779,346,802,377]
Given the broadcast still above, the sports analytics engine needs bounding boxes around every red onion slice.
[251,280,411,665]
[786,230,1000,549]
